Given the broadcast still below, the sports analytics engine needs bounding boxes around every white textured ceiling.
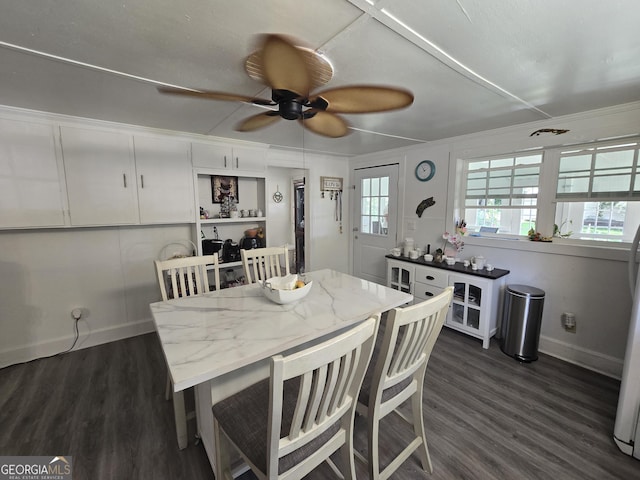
[0,0,639,155]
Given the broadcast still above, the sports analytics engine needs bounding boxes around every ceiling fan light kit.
[159,34,414,138]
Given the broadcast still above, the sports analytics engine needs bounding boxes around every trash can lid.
[507,284,545,297]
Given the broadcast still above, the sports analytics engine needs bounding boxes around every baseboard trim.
[0,319,156,370]
[539,335,623,380]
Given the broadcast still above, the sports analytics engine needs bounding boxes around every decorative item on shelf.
[220,195,238,218]
[442,230,464,257]
[433,249,444,263]
[229,196,238,218]
[553,219,573,238]
[527,228,553,242]
[212,175,239,204]
[415,197,435,218]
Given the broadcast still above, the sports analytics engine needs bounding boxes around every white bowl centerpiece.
[260,274,313,304]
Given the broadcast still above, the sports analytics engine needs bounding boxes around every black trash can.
[500,284,545,362]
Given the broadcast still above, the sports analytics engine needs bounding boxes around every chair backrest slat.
[303,365,328,432]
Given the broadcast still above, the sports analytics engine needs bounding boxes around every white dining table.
[150,268,413,471]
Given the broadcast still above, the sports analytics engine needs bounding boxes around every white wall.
[351,102,640,378]
[266,166,296,249]
[0,224,192,368]
[0,108,351,368]
[265,149,351,274]
[304,153,350,273]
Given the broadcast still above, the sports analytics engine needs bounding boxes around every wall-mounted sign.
[320,176,343,192]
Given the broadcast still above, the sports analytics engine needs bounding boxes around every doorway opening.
[293,179,305,273]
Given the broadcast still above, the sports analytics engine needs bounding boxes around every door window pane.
[360,175,390,236]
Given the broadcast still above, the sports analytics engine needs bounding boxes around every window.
[462,153,542,235]
[554,140,640,241]
[361,175,389,235]
[458,138,640,243]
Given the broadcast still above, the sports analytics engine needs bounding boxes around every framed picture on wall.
[211,175,239,203]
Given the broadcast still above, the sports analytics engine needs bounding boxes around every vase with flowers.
[441,231,465,258]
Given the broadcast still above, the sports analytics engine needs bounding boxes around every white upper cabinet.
[191,142,266,173]
[133,135,193,224]
[61,125,139,226]
[0,118,66,228]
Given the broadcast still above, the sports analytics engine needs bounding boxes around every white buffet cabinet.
[387,256,510,349]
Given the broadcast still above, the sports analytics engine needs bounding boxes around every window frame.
[455,136,640,246]
[458,151,544,237]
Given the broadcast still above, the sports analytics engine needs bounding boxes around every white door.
[353,164,399,284]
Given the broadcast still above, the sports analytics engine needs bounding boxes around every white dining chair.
[212,314,380,480]
[154,253,221,450]
[241,246,290,284]
[355,287,453,479]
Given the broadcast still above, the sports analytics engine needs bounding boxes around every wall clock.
[415,160,435,182]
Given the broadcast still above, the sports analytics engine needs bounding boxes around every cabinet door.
[134,136,194,223]
[387,260,413,294]
[61,126,138,225]
[0,119,65,227]
[231,146,266,172]
[191,142,232,169]
[448,274,487,333]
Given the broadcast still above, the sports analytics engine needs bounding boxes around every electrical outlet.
[407,220,416,231]
[71,308,83,320]
[562,312,576,333]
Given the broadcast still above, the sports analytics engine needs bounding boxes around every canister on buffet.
[403,237,414,257]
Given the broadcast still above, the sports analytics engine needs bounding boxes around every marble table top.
[150,269,413,392]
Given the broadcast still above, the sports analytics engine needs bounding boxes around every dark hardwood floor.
[1,328,638,479]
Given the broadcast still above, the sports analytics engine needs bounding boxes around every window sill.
[462,234,630,262]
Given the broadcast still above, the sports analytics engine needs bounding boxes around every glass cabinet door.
[388,262,413,294]
[450,277,483,332]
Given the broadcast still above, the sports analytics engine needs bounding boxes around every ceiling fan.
[158,34,414,138]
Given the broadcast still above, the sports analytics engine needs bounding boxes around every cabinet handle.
[235,157,239,169]
[426,275,435,280]
[140,174,144,188]
[123,173,127,188]
[224,156,227,168]
[425,291,434,297]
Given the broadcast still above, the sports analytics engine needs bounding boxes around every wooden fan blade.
[309,86,414,113]
[300,111,349,138]
[261,34,311,98]
[236,112,281,132]
[157,86,272,106]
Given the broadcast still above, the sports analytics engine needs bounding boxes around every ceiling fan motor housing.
[280,99,304,120]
